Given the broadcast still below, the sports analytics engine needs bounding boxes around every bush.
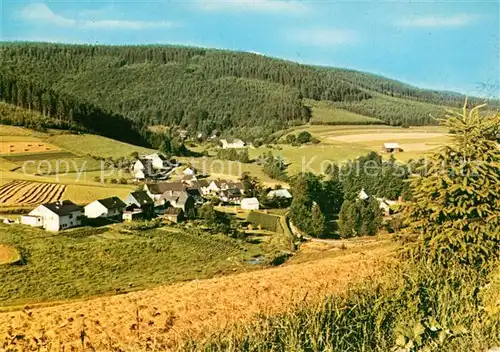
[297,131,312,144]
[123,219,163,231]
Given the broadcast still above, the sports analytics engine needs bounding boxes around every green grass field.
[47,134,156,158]
[187,124,450,179]
[0,223,275,307]
[0,125,138,202]
[307,99,384,125]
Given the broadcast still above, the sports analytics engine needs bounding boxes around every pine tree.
[338,200,357,238]
[403,103,500,266]
[310,203,326,237]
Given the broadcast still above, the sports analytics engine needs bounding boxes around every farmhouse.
[161,192,195,213]
[133,159,154,175]
[133,156,176,181]
[193,180,211,196]
[84,197,127,219]
[21,200,82,232]
[220,188,243,204]
[144,182,186,201]
[163,207,184,223]
[141,153,171,170]
[241,197,260,210]
[220,138,246,149]
[123,191,154,219]
[382,143,403,153]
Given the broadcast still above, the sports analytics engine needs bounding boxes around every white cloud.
[398,14,477,28]
[196,0,309,14]
[289,28,358,47]
[19,3,177,30]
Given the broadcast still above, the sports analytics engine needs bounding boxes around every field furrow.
[31,184,57,204]
[0,181,69,206]
[0,180,23,196]
[7,184,39,204]
[0,181,30,203]
[53,185,67,202]
[20,183,52,204]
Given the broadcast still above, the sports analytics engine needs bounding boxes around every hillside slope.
[0,236,394,351]
[0,43,493,140]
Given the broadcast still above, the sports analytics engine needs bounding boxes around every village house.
[161,192,195,213]
[186,186,204,205]
[132,154,178,181]
[84,197,127,219]
[267,188,292,200]
[382,143,403,153]
[241,197,260,210]
[220,188,242,204]
[123,191,154,220]
[183,167,197,176]
[141,153,171,170]
[21,200,82,232]
[181,173,198,186]
[206,180,223,194]
[194,179,211,196]
[144,182,186,201]
[132,158,156,181]
[163,207,184,223]
[219,138,246,149]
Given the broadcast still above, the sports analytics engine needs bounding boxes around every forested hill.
[0,42,494,142]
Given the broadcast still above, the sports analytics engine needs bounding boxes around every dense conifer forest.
[0,42,496,143]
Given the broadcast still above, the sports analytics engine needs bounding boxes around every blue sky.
[1,0,499,97]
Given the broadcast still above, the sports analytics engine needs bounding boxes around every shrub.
[297,131,312,144]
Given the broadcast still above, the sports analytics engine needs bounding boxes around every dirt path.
[0,239,395,351]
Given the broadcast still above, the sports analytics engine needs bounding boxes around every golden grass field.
[0,180,66,207]
[0,141,60,154]
[0,244,21,265]
[0,236,395,351]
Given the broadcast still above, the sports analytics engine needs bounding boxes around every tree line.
[289,152,412,238]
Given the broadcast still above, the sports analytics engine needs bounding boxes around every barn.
[382,143,403,153]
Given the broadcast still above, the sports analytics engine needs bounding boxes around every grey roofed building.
[43,200,82,216]
[96,197,127,211]
[146,181,186,195]
[126,191,154,206]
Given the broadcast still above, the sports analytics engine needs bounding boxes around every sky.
[1,0,499,97]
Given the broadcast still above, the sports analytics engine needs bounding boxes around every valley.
[0,42,497,352]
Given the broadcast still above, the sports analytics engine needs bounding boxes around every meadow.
[306,99,384,125]
[0,234,393,350]
[46,133,156,158]
[0,223,278,308]
[0,125,138,207]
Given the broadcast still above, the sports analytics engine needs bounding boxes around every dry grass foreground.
[0,237,395,351]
